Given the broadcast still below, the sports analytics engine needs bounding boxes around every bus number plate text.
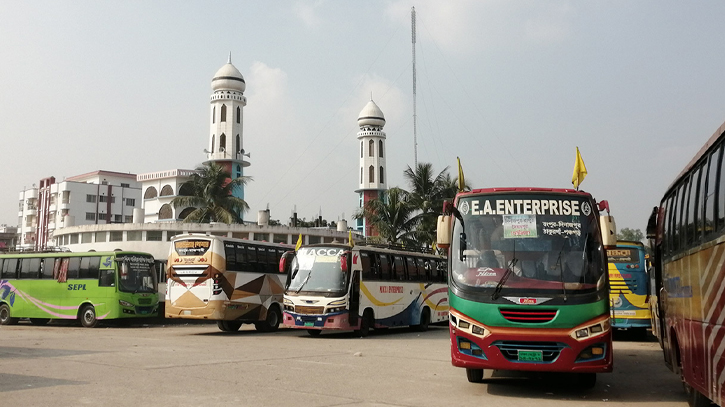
[518,350,543,362]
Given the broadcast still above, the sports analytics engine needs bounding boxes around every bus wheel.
[29,318,50,326]
[217,320,242,332]
[80,305,98,328]
[355,309,374,337]
[414,308,430,332]
[255,306,281,332]
[689,388,713,407]
[466,368,485,383]
[0,304,19,325]
[307,329,321,337]
[576,373,597,388]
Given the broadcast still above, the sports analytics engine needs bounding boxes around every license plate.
[518,350,543,362]
[304,322,314,327]
[183,310,191,315]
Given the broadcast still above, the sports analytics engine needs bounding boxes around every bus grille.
[492,341,565,362]
[294,306,324,315]
[138,298,153,305]
[610,279,636,294]
[500,309,557,323]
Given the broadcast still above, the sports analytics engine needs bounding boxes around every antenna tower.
[411,6,418,167]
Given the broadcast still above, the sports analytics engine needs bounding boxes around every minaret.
[205,54,251,210]
[354,99,387,237]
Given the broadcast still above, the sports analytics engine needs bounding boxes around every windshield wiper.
[295,270,312,294]
[555,241,568,302]
[492,241,517,300]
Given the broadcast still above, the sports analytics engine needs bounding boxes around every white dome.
[212,62,246,92]
[357,100,385,128]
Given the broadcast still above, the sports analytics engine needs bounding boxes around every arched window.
[178,183,194,196]
[212,106,215,123]
[379,166,384,184]
[158,204,173,220]
[160,185,174,196]
[236,135,240,153]
[221,104,227,122]
[144,187,158,199]
[220,133,226,152]
[211,135,215,153]
[379,140,384,158]
[360,168,363,184]
[236,106,240,123]
[178,207,196,220]
[368,140,374,157]
[360,142,363,158]
[369,165,375,183]
[236,164,241,178]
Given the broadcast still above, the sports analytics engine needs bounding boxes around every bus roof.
[666,119,725,194]
[458,187,593,198]
[615,240,645,248]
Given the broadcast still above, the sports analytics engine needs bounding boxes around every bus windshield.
[287,247,348,295]
[116,254,157,294]
[450,193,606,299]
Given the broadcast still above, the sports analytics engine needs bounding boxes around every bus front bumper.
[283,311,356,330]
[450,316,613,373]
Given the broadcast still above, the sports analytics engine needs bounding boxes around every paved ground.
[0,321,688,407]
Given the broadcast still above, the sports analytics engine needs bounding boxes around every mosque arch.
[178,183,194,196]
[178,207,196,220]
[379,166,384,184]
[144,187,158,199]
[221,104,227,122]
[220,133,226,152]
[160,185,174,196]
[379,140,384,158]
[158,204,173,220]
[369,165,375,183]
[368,140,374,157]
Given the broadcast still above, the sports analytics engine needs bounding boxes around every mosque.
[15,55,390,261]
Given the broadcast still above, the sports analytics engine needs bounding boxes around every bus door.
[348,251,359,326]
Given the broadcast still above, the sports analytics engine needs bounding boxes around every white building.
[17,171,142,249]
[137,169,197,222]
[354,99,388,237]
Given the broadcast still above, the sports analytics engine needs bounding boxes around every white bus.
[165,234,291,332]
[282,243,448,336]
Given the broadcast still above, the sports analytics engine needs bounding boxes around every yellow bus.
[165,234,291,332]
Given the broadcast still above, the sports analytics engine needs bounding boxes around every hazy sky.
[1,1,722,233]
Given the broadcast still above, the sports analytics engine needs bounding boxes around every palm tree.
[404,163,460,247]
[353,187,419,245]
[171,162,252,223]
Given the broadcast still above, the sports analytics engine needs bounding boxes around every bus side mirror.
[436,215,451,250]
[646,206,658,239]
[340,251,351,273]
[600,215,617,248]
[279,251,295,274]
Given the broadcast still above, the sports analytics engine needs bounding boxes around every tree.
[171,162,251,223]
[404,163,459,248]
[617,228,644,242]
[353,187,419,245]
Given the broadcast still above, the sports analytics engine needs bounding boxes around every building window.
[220,133,226,152]
[86,212,96,221]
[369,165,375,183]
[99,195,107,203]
[167,231,183,241]
[212,106,215,123]
[368,140,374,157]
[127,231,142,241]
[124,215,133,222]
[110,231,123,242]
[70,234,79,244]
[360,141,363,158]
[144,187,158,199]
[160,185,174,196]
[380,166,384,184]
[158,204,173,220]
[126,198,135,207]
[236,106,240,123]
[360,168,363,184]
[147,231,163,241]
[221,104,227,122]
[379,140,384,158]
[211,135,215,153]
[114,214,122,223]
[236,135,240,153]
[81,232,92,243]
[121,183,130,188]
[95,232,107,242]
[86,194,96,203]
[98,213,107,221]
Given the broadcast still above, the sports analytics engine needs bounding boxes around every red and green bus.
[437,187,616,387]
[0,250,158,327]
[647,119,725,407]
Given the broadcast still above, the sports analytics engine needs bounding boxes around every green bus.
[0,250,159,327]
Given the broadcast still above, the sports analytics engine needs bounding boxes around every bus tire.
[80,305,98,328]
[0,304,18,325]
[576,373,597,388]
[466,368,485,383]
[307,329,321,336]
[29,318,50,326]
[355,309,374,337]
[689,388,713,407]
[217,320,242,332]
[255,306,281,332]
[414,307,430,332]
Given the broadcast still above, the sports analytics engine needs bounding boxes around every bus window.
[67,257,81,280]
[79,257,100,279]
[3,258,17,279]
[406,257,418,281]
[41,258,55,279]
[224,242,238,271]
[378,255,391,280]
[393,256,405,281]
[246,245,259,272]
[20,258,41,279]
[360,252,374,279]
[99,269,115,287]
[236,244,249,270]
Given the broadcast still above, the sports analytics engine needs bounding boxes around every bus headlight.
[571,320,610,341]
[119,300,133,307]
[450,312,489,338]
[326,307,345,313]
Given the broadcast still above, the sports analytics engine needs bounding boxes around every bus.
[437,188,616,387]
[607,241,652,336]
[281,243,448,337]
[647,120,725,407]
[0,250,158,327]
[165,234,291,332]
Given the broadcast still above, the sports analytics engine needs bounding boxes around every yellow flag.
[295,234,303,251]
[457,157,465,192]
[348,230,355,247]
[571,147,588,190]
[432,241,437,252]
